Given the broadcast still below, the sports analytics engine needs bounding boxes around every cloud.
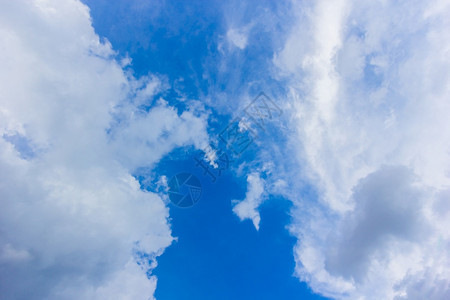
[232,173,265,230]
[290,167,450,300]
[273,0,450,298]
[226,27,249,50]
[110,99,209,170]
[325,166,430,280]
[0,0,208,299]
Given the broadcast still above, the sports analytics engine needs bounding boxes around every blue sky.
[135,150,327,300]
[1,0,450,299]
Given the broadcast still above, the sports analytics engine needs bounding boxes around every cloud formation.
[274,0,450,298]
[232,172,265,230]
[0,0,208,299]
[226,27,249,50]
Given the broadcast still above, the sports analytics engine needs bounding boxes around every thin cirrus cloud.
[271,0,450,299]
[0,0,208,299]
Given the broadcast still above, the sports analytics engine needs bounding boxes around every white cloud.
[110,98,209,170]
[0,0,208,299]
[226,27,249,50]
[232,173,265,230]
[0,244,32,263]
[274,0,450,298]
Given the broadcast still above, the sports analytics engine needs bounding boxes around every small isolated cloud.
[226,27,249,50]
[232,173,265,230]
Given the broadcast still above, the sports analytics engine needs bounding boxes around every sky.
[0,0,449,299]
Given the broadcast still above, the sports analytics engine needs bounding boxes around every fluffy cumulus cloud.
[0,0,208,299]
[232,172,265,230]
[274,0,450,299]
